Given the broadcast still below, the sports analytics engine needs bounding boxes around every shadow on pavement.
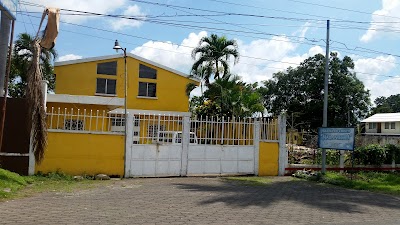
[174,178,400,213]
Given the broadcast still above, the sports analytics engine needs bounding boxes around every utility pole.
[321,20,330,173]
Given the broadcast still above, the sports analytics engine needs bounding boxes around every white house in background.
[361,113,400,135]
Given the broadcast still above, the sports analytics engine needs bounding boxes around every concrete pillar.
[180,116,190,176]
[41,80,48,110]
[0,12,11,96]
[253,120,261,176]
[124,113,134,178]
[278,114,287,176]
[339,150,345,173]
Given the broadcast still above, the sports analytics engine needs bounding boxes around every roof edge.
[54,53,200,83]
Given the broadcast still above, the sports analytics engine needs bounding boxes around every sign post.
[318,127,355,173]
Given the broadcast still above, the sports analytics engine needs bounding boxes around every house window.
[133,119,140,127]
[368,123,376,129]
[64,119,84,131]
[385,122,390,129]
[97,61,117,75]
[96,78,116,95]
[111,117,125,126]
[148,125,164,137]
[138,82,156,97]
[139,64,157,79]
[391,122,396,129]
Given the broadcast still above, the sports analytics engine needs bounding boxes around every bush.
[353,144,386,166]
[385,144,400,164]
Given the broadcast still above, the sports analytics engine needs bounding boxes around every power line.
[286,0,400,21]
[13,19,400,84]
[19,1,400,59]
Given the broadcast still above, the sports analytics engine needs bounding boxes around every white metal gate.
[126,144,183,177]
[124,112,277,178]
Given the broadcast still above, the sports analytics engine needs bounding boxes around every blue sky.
[14,0,400,101]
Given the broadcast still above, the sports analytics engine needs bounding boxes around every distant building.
[361,113,400,135]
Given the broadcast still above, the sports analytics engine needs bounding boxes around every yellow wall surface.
[55,57,198,112]
[36,132,124,176]
[258,142,279,176]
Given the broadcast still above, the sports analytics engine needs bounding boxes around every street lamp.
[113,40,128,175]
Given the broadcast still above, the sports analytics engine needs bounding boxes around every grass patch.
[0,168,29,198]
[0,169,110,201]
[224,176,271,186]
[295,171,400,195]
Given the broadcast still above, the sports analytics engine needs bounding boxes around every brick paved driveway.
[1,177,400,225]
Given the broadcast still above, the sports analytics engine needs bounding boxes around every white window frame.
[96,78,116,95]
[138,82,156,97]
[368,122,376,129]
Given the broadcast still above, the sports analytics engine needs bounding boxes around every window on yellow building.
[96,78,116,95]
[391,122,396,129]
[138,82,156,97]
[385,122,390,129]
[139,64,157,79]
[97,61,117,75]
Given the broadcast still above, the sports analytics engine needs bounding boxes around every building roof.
[54,53,200,82]
[361,113,400,123]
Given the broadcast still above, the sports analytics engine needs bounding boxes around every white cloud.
[129,28,400,102]
[131,31,208,74]
[25,0,126,23]
[111,5,146,30]
[57,54,83,61]
[354,55,399,100]
[361,0,400,42]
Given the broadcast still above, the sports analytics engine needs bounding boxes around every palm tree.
[10,33,57,98]
[191,34,239,83]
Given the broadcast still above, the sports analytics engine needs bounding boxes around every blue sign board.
[0,0,18,20]
[318,127,355,150]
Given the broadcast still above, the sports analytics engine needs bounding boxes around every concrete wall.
[36,132,124,176]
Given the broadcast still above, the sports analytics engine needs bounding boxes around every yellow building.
[52,54,199,112]
[36,54,199,176]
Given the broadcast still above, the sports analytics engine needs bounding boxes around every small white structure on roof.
[361,113,400,135]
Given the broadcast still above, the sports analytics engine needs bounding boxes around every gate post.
[180,116,190,176]
[278,114,287,176]
[253,119,261,176]
[124,113,134,178]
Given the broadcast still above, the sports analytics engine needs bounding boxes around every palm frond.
[26,38,47,164]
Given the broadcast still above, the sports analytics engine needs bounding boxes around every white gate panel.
[127,145,182,177]
[187,145,255,175]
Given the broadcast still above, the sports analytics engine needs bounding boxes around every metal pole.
[321,20,330,173]
[0,19,15,152]
[123,48,127,176]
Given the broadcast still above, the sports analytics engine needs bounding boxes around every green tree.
[259,53,370,130]
[371,94,400,114]
[191,34,239,84]
[9,33,57,98]
[193,75,264,118]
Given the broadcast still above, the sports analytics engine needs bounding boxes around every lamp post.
[113,40,127,172]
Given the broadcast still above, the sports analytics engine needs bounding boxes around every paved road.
[1,177,400,225]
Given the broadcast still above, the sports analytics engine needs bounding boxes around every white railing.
[131,113,184,144]
[191,116,254,145]
[260,118,279,141]
[46,107,124,134]
[46,107,280,142]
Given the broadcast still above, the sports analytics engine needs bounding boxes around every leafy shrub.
[353,144,386,166]
[384,144,400,164]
